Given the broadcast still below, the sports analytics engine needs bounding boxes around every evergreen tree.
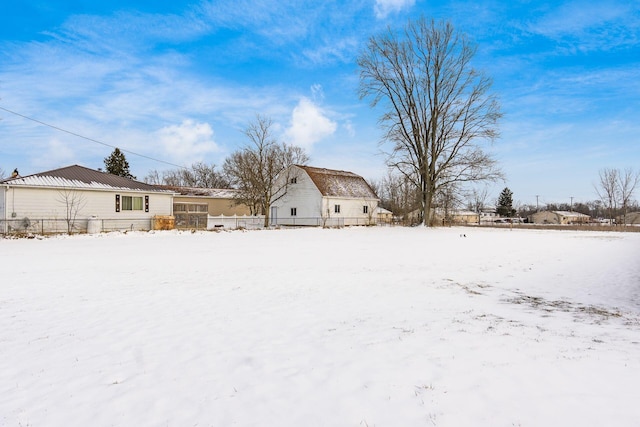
[496,187,515,217]
[104,148,135,179]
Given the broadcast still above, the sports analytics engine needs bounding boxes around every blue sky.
[1,0,638,206]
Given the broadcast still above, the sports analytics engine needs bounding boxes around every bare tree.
[57,189,87,234]
[617,168,639,225]
[358,17,503,226]
[145,163,229,188]
[467,186,489,215]
[0,167,5,180]
[434,182,462,224]
[144,170,162,185]
[594,168,619,224]
[363,197,379,226]
[223,115,309,227]
[375,169,421,223]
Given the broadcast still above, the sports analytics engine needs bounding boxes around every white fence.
[207,215,265,230]
[206,215,382,229]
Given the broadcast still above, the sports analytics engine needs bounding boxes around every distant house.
[158,186,251,229]
[270,165,379,226]
[375,206,394,224]
[529,210,590,225]
[449,210,480,225]
[0,165,175,234]
[479,207,498,224]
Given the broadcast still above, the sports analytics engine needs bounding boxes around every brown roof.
[2,165,167,192]
[297,165,378,199]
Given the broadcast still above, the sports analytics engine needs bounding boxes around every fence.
[206,215,386,229]
[1,215,392,236]
[207,215,265,230]
[1,217,154,236]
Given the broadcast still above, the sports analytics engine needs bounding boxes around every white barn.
[0,165,175,234]
[270,165,379,227]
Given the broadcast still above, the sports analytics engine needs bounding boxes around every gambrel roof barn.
[269,165,379,226]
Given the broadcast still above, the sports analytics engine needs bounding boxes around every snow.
[2,226,639,426]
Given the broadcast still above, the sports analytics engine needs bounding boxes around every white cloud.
[156,120,218,166]
[374,0,415,19]
[284,97,337,150]
[33,138,78,171]
[343,120,356,138]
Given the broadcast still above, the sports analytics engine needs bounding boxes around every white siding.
[0,187,5,233]
[0,187,5,220]
[3,186,173,233]
[270,166,378,226]
[7,187,172,219]
[323,197,378,226]
[270,167,324,225]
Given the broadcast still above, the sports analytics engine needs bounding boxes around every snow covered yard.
[2,226,639,426]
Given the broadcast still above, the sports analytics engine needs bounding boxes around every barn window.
[334,204,341,214]
[290,177,297,184]
[363,206,368,214]
[291,207,297,216]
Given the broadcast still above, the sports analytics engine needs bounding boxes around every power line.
[0,105,187,170]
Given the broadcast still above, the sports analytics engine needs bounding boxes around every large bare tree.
[358,17,502,226]
[223,115,309,227]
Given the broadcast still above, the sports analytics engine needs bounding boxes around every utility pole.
[536,195,539,212]
[570,196,574,212]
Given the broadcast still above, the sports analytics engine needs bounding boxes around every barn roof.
[1,165,170,193]
[297,165,378,199]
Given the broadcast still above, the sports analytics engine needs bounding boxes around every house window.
[290,177,297,184]
[122,196,143,211]
[291,207,297,216]
[363,206,369,214]
[334,204,341,214]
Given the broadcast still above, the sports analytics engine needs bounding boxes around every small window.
[334,204,341,214]
[290,177,297,184]
[363,206,368,214]
[291,207,297,216]
[122,196,143,211]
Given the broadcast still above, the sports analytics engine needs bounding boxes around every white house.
[0,165,175,234]
[270,165,379,226]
